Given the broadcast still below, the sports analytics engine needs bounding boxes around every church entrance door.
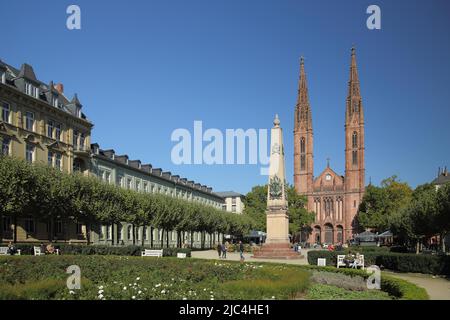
[324,224,334,244]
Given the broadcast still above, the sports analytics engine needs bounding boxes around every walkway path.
[191,249,450,300]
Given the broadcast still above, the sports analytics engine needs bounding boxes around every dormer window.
[53,96,59,108]
[25,82,39,98]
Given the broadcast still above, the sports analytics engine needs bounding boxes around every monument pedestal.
[252,207,303,260]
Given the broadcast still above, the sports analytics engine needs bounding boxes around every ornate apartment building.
[294,48,365,244]
[0,59,93,243]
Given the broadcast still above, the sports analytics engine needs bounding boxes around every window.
[47,120,54,137]
[0,71,5,84]
[352,132,358,148]
[79,133,85,150]
[143,227,147,240]
[127,225,133,240]
[2,216,11,233]
[352,150,358,166]
[127,178,132,190]
[73,130,78,149]
[300,137,305,153]
[48,151,53,166]
[25,111,34,131]
[25,218,35,233]
[76,223,83,235]
[143,182,148,193]
[25,83,38,98]
[55,124,61,141]
[325,174,332,181]
[55,220,63,234]
[99,225,104,239]
[53,96,59,108]
[232,205,236,213]
[118,224,123,240]
[106,225,112,240]
[1,137,10,156]
[55,153,62,170]
[136,180,141,191]
[118,175,124,187]
[25,144,34,163]
[1,102,10,123]
[104,171,111,183]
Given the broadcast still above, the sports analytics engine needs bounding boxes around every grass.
[0,255,426,300]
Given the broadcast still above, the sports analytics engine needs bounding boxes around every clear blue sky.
[2,0,449,194]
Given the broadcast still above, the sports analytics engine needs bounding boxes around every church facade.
[294,48,365,245]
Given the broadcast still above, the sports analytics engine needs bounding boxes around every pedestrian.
[7,241,17,255]
[222,243,227,259]
[239,241,245,262]
[217,243,222,258]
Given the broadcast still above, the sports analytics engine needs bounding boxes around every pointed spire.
[348,46,360,97]
[273,114,280,127]
[297,56,309,106]
[71,93,81,106]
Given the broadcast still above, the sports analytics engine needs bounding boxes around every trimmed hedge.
[303,265,429,300]
[9,244,191,257]
[307,250,450,275]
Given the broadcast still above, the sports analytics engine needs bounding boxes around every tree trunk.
[416,240,420,254]
[190,231,194,248]
[0,212,3,242]
[442,232,447,253]
[13,216,18,243]
[166,230,169,248]
[141,225,145,247]
[150,226,153,248]
[86,222,91,245]
[160,229,164,248]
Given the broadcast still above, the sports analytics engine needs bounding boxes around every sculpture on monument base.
[253,115,303,259]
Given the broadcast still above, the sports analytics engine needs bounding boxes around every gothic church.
[294,48,365,244]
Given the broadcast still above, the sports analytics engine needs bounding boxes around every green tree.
[357,176,413,232]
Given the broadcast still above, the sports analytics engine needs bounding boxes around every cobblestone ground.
[192,249,450,300]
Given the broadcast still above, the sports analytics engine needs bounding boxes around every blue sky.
[1,0,449,194]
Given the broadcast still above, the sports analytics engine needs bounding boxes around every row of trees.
[243,184,315,242]
[357,176,450,253]
[0,156,255,246]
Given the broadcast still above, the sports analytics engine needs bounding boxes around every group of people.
[39,242,58,255]
[216,240,245,261]
[343,251,362,268]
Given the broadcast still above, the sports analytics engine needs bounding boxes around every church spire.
[295,56,312,130]
[346,47,364,121]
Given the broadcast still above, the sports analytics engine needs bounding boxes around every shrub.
[307,250,450,275]
[9,244,191,258]
[311,271,367,291]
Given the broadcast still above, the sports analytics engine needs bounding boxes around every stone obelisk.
[253,115,301,259]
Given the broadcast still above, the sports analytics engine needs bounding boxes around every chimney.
[54,83,64,94]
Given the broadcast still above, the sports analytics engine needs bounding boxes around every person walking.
[222,243,227,259]
[239,241,245,262]
[217,243,222,258]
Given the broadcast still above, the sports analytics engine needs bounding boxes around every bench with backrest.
[337,254,364,269]
[0,246,21,256]
[34,246,60,256]
[141,249,163,258]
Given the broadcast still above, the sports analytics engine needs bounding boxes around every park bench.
[337,254,364,269]
[0,246,21,256]
[34,246,60,256]
[141,249,163,258]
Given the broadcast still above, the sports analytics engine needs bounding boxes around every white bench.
[0,246,21,256]
[337,254,365,269]
[141,249,163,258]
[34,246,45,256]
[337,255,346,268]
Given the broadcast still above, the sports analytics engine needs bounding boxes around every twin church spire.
[294,47,365,195]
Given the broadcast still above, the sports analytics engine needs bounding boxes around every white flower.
[98,289,104,294]
[210,298,214,300]
[136,277,140,281]
[210,291,213,294]
[123,286,127,290]
[69,290,75,295]
[98,285,104,290]
[98,294,104,299]
[271,296,275,299]
[161,290,166,294]
[155,284,161,288]
[133,283,137,286]
[182,297,187,300]
[138,290,142,294]
[132,296,136,300]
[171,278,175,281]
[204,288,207,291]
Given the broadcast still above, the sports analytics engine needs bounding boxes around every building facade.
[88,144,225,247]
[0,59,225,247]
[216,191,245,214]
[0,60,92,244]
[294,48,365,244]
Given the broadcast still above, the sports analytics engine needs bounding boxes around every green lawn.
[0,255,417,300]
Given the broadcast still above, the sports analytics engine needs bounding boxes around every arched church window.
[300,137,305,153]
[300,155,306,171]
[352,132,358,148]
[352,150,358,166]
